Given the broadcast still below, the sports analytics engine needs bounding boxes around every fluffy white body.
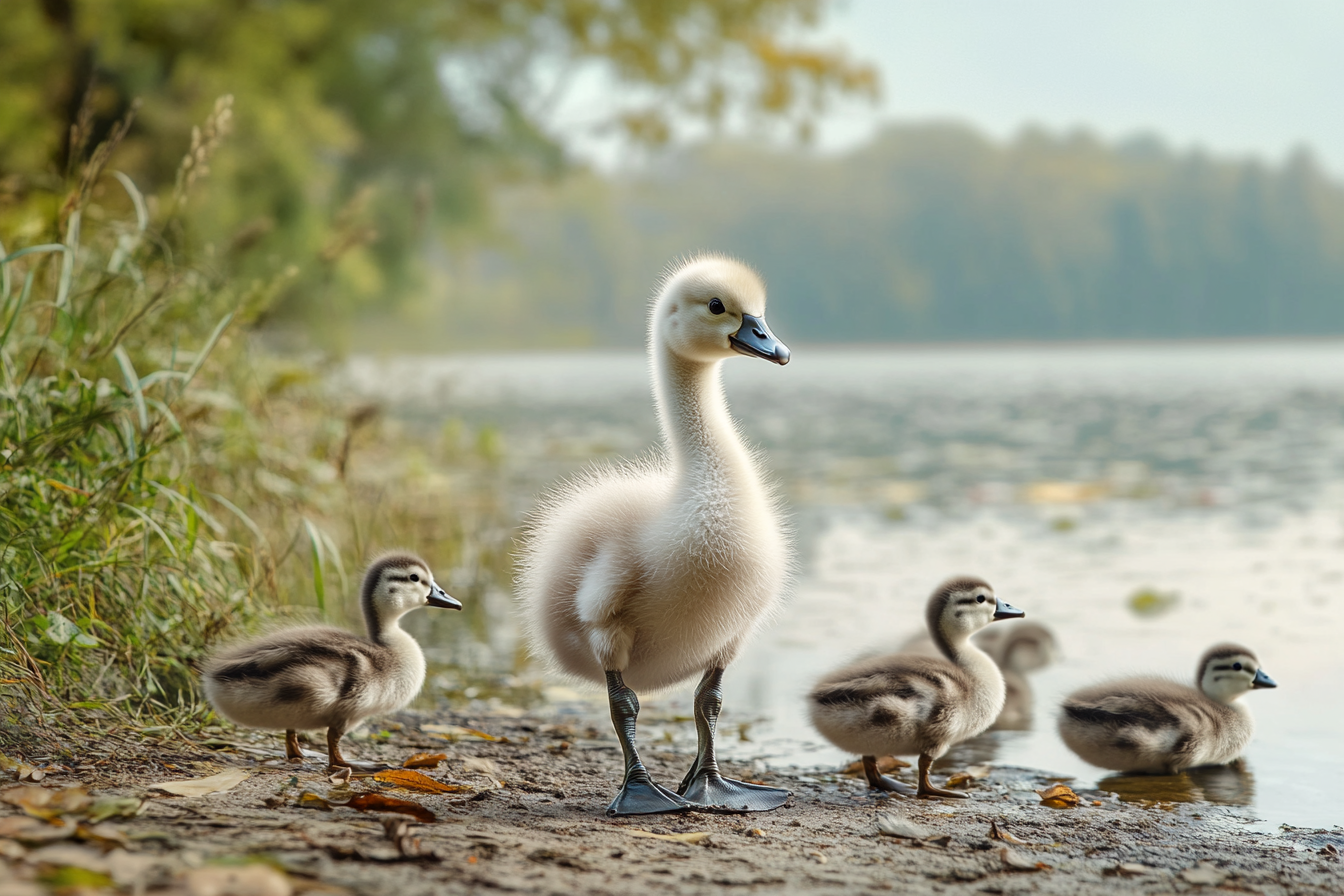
[1058,643,1275,774]
[518,255,791,693]
[808,578,1023,797]
[203,552,460,765]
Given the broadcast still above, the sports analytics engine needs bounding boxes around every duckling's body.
[519,254,793,816]
[1058,643,1275,774]
[809,577,1024,798]
[899,621,1057,730]
[203,552,460,766]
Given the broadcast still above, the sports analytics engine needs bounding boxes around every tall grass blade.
[181,311,234,391]
[56,211,80,308]
[113,346,150,431]
[303,518,327,619]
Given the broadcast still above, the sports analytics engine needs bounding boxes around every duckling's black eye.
[976,595,986,603]
[410,574,419,583]
[708,298,725,314]
[1232,662,1242,671]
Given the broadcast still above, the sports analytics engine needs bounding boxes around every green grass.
[0,100,514,745]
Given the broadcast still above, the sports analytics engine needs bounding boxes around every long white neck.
[652,344,754,480]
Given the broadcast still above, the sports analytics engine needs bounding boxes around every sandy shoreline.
[2,707,1341,895]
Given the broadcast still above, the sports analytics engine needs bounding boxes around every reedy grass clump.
[0,99,514,742]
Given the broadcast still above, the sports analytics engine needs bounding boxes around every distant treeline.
[415,123,1344,348]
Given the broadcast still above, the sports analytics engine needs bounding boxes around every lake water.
[346,342,1344,831]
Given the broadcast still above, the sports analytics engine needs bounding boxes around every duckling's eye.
[1232,662,1242,671]
[708,298,725,315]
[410,574,420,583]
[976,595,986,603]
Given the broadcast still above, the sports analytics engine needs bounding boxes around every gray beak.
[730,314,790,365]
[992,598,1025,621]
[1251,668,1276,689]
[427,584,462,611]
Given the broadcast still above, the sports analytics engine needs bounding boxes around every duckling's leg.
[605,670,693,816]
[917,752,969,799]
[326,726,352,769]
[677,668,790,812]
[285,729,303,762]
[862,755,917,796]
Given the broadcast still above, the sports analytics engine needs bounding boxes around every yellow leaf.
[1036,783,1082,809]
[421,724,504,742]
[628,829,712,845]
[150,768,247,796]
[371,769,472,794]
[402,752,447,769]
[296,791,332,811]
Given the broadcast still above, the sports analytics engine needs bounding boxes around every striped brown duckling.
[1057,642,1276,774]
[808,577,1024,799]
[203,552,461,767]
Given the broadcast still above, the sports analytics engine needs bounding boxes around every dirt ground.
[2,706,1341,896]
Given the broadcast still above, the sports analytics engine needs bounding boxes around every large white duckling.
[203,552,461,768]
[518,254,792,816]
[808,577,1024,799]
[1058,642,1276,774]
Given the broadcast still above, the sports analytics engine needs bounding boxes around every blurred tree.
[0,0,878,336]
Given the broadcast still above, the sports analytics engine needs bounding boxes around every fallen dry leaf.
[327,767,352,785]
[1180,862,1230,886]
[182,863,293,896]
[294,791,332,811]
[1036,783,1082,809]
[371,768,472,794]
[344,792,436,823]
[0,815,77,845]
[85,796,144,823]
[1000,847,1051,872]
[987,821,1031,845]
[841,755,911,776]
[876,813,932,839]
[1105,862,1155,877]
[150,768,248,797]
[402,752,447,769]
[421,724,505,742]
[75,822,129,849]
[0,784,92,819]
[628,829,712,845]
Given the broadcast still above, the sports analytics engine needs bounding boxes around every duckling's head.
[926,577,1024,655]
[652,254,790,366]
[361,552,461,634]
[1197,643,1276,704]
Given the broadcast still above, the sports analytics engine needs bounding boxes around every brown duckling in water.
[203,552,461,767]
[1058,642,1275,774]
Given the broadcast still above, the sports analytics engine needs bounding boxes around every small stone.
[1179,862,1230,886]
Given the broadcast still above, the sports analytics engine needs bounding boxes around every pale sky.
[551,0,1344,177]
[812,0,1344,174]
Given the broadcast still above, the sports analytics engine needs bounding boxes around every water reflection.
[1098,762,1256,806]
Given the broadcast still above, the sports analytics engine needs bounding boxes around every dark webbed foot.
[917,752,970,799]
[677,668,791,814]
[681,771,790,812]
[607,775,694,816]
[862,755,917,795]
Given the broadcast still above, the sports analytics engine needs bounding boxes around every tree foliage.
[0,0,876,334]
[444,124,1344,346]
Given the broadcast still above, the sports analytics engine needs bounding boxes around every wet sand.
[3,708,1341,895]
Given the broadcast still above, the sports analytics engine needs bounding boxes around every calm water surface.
[347,342,1344,831]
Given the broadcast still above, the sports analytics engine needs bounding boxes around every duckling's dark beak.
[730,314,790,365]
[427,585,462,611]
[992,598,1025,621]
[1251,668,1276,689]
